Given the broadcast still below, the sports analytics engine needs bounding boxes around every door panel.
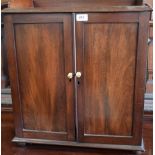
[15,23,67,132]
[5,14,75,141]
[76,13,149,145]
[83,23,137,136]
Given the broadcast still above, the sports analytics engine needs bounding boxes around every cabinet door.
[76,12,150,145]
[4,14,75,141]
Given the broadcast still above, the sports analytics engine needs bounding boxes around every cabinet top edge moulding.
[2,5,152,13]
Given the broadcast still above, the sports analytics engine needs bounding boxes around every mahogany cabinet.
[3,4,151,151]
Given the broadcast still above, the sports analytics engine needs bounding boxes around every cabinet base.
[12,137,145,151]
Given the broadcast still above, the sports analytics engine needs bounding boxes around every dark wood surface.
[79,21,137,136]
[1,109,153,155]
[8,0,34,8]
[76,12,150,145]
[4,14,75,141]
[2,5,151,13]
[7,0,143,9]
[33,0,143,8]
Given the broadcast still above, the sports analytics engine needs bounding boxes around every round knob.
[67,73,73,79]
[76,72,82,78]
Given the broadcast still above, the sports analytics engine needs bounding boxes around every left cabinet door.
[4,14,75,141]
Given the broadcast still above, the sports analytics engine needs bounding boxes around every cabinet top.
[2,5,152,14]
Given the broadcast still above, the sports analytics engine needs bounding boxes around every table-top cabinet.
[3,2,151,151]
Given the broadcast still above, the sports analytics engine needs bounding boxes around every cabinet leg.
[136,150,145,154]
[17,142,26,147]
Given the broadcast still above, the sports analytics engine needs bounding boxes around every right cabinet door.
[76,12,150,145]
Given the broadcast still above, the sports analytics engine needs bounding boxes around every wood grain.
[9,0,34,8]
[76,12,150,145]
[4,14,75,141]
[83,23,137,136]
[1,109,153,155]
[33,0,142,8]
[15,23,67,132]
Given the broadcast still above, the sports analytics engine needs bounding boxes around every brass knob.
[67,73,73,79]
[76,72,82,78]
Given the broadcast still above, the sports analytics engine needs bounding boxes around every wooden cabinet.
[3,3,151,151]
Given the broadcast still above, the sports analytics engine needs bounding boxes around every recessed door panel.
[15,23,67,132]
[83,23,137,136]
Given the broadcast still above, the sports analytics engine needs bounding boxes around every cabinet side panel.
[14,23,67,132]
[83,23,138,136]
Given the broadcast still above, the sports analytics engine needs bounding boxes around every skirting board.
[12,137,145,151]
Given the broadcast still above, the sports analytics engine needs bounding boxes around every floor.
[2,109,153,155]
